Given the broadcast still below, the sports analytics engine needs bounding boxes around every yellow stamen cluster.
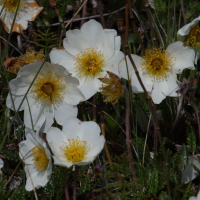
[189,27,200,48]
[74,48,105,79]
[60,136,89,163]
[7,49,44,74]
[31,72,66,106]
[32,146,49,172]
[100,73,123,104]
[1,0,27,14]
[141,48,173,80]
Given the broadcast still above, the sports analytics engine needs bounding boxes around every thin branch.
[31,7,125,28]
[62,168,70,200]
[180,0,186,25]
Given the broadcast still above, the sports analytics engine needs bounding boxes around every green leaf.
[159,191,170,200]
[186,123,196,153]
[44,174,55,198]
[182,181,192,200]
[174,144,188,172]
[13,185,27,200]
[77,175,91,196]
[148,168,159,196]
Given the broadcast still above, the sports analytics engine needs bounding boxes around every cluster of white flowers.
[2,13,198,191]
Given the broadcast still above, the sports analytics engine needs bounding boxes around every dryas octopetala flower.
[50,19,124,100]
[46,118,105,168]
[19,128,52,191]
[119,41,195,104]
[99,72,123,104]
[6,61,85,132]
[189,191,200,200]
[5,49,44,74]
[178,16,200,48]
[0,0,43,33]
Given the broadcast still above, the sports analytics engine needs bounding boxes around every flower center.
[1,0,27,13]
[31,72,66,106]
[60,137,90,163]
[189,27,200,48]
[74,48,105,79]
[41,82,54,95]
[32,146,49,172]
[141,48,173,80]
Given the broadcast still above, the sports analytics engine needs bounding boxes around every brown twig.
[33,6,125,27]
[144,1,158,47]
[62,168,70,200]
[93,95,97,122]
[125,47,172,199]
[180,0,186,25]
[123,86,139,189]
[98,0,105,29]
[127,0,145,53]
[80,1,87,27]
[100,114,113,170]
[73,166,78,200]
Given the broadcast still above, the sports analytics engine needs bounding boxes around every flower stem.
[73,166,78,200]
[100,115,113,170]
[123,86,139,190]
[62,168,70,200]
[125,47,172,200]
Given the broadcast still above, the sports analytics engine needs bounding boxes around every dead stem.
[144,1,158,47]
[73,166,79,200]
[180,0,186,25]
[123,86,139,189]
[62,168,70,200]
[93,95,97,122]
[100,114,113,170]
[98,0,105,29]
[80,1,87,27]
[48,0,66,46]
[125,47,172,199]
[127,0,145,53]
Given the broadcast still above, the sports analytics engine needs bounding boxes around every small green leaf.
[186,123,196,153]
[148,168,159,196]
[159,191,170,200]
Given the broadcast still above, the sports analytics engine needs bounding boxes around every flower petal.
[54,103,78,126]
[118,55,135,80]
[167,41,195,73]
[115,36,121,51]
[62,118,83,140]
[105,51,124,76]
[151,82,166,104]
[24,104,46,131]
[50,47,75,64]
[80,19,104,49]
[63,85,85,105]
[178,16,200,36]
[63,29,89,57]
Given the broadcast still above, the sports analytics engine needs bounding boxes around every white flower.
[0,158,3,169]
[177,16,200,46]
[189,191,200,200]
[119,41,195,104]
[50,19,124,100]
[182,154,200,184]
[6,61,85,132]
[0,0,43,33]
[18,128,52,191]
[46,118,105,168]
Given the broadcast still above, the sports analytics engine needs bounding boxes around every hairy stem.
[62,168,70,200]
[123,86,139,189]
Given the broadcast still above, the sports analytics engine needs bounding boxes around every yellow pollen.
[74,48,105,79]
[60,137,89,163]
[32,146,49,172]
[189,27,200,48]
[100,73,123,104]
[31,72,66,106]
[2,0,27,14]
[141,48,173,80]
